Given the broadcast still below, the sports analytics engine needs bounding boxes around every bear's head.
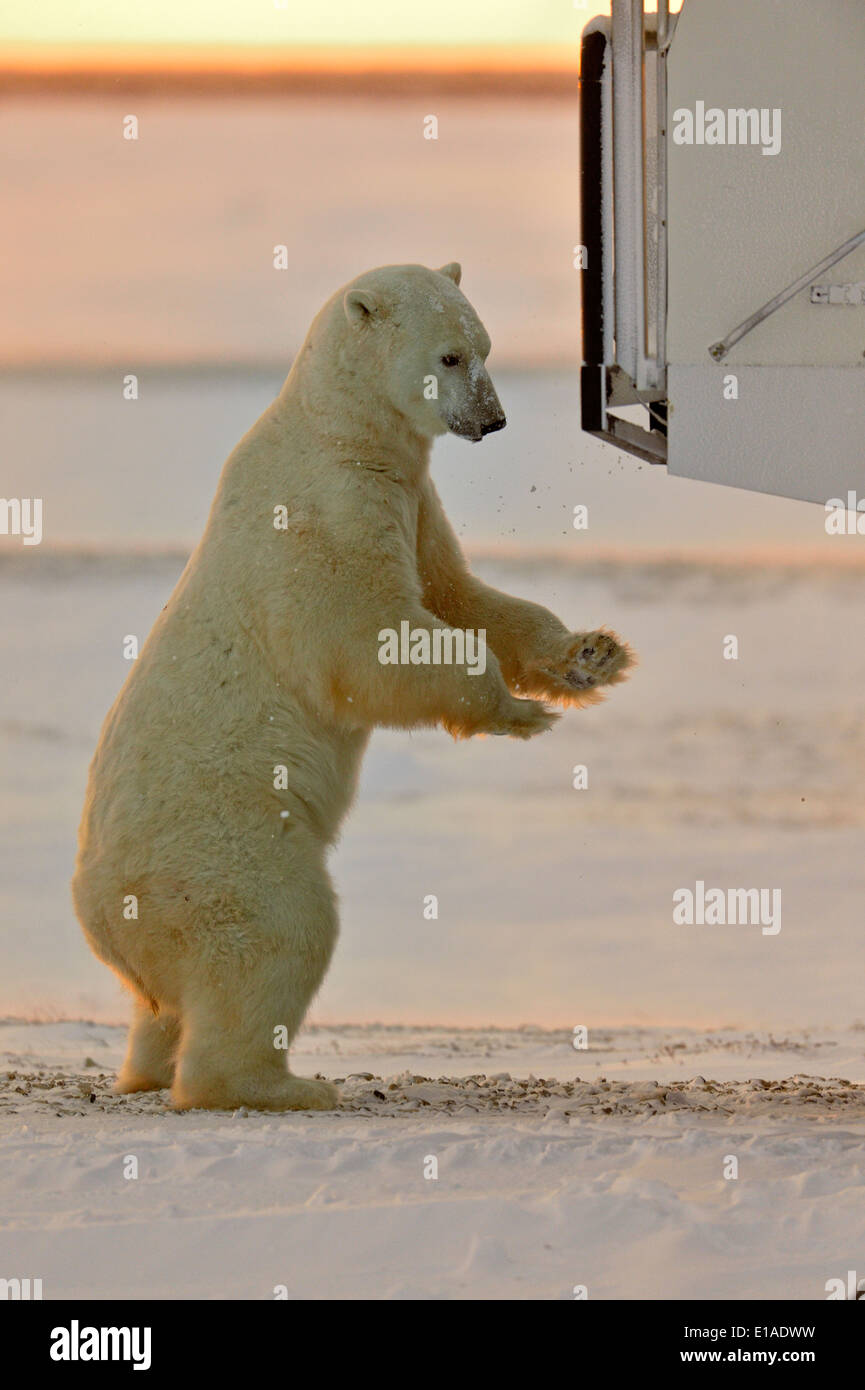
[340,263,507,444]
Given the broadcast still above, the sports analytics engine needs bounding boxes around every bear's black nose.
[481,415,507,436]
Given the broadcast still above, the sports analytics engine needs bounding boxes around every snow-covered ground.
[2,1020,864,1301]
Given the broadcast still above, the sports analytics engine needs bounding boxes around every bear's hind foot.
[115,1003,179,1095]
[171,1071,339,1113]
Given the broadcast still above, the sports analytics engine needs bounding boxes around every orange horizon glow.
[0,41,581,76]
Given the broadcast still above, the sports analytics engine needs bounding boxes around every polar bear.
[72,262,633,1111]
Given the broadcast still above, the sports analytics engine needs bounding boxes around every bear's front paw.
[487,696,560,740]
[561,629,634,690]
[523,628,635,705]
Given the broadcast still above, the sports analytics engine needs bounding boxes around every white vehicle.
[580,0,865,502]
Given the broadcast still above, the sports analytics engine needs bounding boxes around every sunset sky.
[0,0,616,69]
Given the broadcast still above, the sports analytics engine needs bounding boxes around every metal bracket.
[810,282,865,305]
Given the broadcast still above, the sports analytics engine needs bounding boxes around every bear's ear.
[437,262,462,286]
[344,288,381,325]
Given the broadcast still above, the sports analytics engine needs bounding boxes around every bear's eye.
[440,353,461,368]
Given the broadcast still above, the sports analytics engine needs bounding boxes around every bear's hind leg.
[116,1000,180,1094]
[171,963,338,1112]
[171,869,339,1112]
